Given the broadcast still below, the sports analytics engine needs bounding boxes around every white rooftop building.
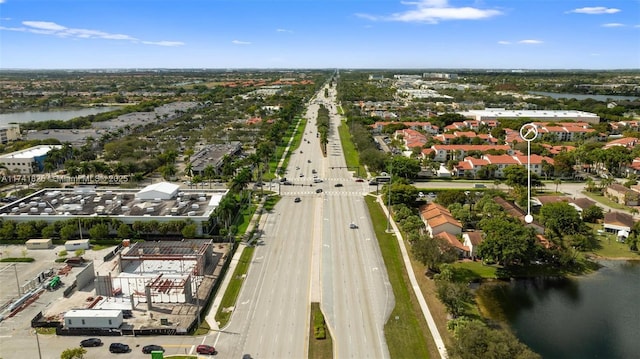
[0,144,61,174]
[460,108,600,124]
[135,182,180,200]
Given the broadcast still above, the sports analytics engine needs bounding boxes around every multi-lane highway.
[214,83,394,358]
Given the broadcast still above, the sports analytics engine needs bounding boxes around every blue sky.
[0,0,638,69]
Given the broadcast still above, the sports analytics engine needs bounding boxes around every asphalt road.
[212,85,393,359]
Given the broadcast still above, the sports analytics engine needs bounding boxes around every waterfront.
[477,260,640,359]
[0,107,119,126]
[528,91,639,101]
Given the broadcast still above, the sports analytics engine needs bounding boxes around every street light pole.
[386,162,393,233]
[34,330,42,359]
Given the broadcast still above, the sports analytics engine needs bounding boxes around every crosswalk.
[280,190,369,196]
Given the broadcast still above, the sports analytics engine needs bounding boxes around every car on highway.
[349,223,358,229]
[355,178,364,182]
[299,173,304,177]
[142,345,164,354]
[283,181,293,185]
[109,343,130,353]
[334,183,343,187]
[80,338,102,347]
[316,188,323,193]
[196,345,217,354]
[294,197,301,202]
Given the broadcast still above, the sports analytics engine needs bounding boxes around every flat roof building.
[0,144,61,174]
[0,184,228,235]
[460,108,600,124]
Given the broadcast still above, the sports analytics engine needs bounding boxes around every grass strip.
[364,196,431,359]
[214,246,255,328]
[308,302,333,359]
[337,123,365,177]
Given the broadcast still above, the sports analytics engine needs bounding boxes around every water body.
[528,91,639,102]
[0,107,119,126]
[478,260,640,359]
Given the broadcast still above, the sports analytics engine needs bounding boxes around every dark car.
[283,181,293,186]
[369,180,378,185]
[109,343,130,353]
[334,183,343,187]
[355,178,364,182]
[142,345,164,354]
[122,310,133,319]
[196,345,217,354]
[315,188,323,193]
[80,338,102,347]
[294,197,301,203]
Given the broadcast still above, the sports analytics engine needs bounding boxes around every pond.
[477,260,640,359]
[0,107,120,126]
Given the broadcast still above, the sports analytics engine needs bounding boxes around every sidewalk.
[205,196,267,331]
[376,194,448,359]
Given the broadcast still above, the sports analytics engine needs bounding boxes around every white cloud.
[276,28,293,33]
[0,0,5,4]
[568,7,621,15]
[518,39,543,44]
[0,20,183,46]
[232,40,251,45]
[498,40,511,45]
[356,0,503,24]
[601,23,625,27]
[142,40,185,47]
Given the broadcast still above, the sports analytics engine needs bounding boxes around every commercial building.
[0,125,20,144]
[0,182,228,235]
[460,108,600,124]
[0,144,61,174]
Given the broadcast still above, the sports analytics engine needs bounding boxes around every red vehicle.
[196,345,217,355]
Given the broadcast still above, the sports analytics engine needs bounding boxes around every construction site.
[34,239,232,335]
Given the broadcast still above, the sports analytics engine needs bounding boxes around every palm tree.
[554,178,562,193]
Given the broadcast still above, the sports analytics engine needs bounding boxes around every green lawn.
[308,302,333,359]
[581,191,629,210]
[591,235,640,258]
[365,196,431,359]
[214,246,255,328]
[337,123,365,177]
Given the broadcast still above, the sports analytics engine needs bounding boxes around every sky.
[0,0,639,70]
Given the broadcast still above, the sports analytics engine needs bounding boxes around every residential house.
[603,211,635,237]
[419,203,462,237]
[569,198,597,217]
[603,137,639,150]
[462,231,484,259]
[436,232,469,258]
[625,158,640,176]
[605,183,639,206]
[431,144,512,162]
[395,128,428,150]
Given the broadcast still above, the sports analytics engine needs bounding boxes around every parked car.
[122,310,133,319]
[80,338,102,347]
[109,343,130,353]
[196,345,217,354]
[142,345,164,354]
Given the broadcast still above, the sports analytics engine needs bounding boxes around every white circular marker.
[525,214,533,223]
[519,123,538,142]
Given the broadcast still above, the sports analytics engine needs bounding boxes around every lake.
[0,107,119,126]
[477,260,640,359]
[528,91,639,102]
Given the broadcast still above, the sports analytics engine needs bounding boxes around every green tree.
[60,223,78,240]
[539,202,584,240]
[503,165,542,188]
[435,277,473,318]
[117,223,132,239]
[16,222,37,240]
[182,223,197,238]
[60,347,87,359]
[88,223,109,240]
[478,217,538,266]
[581,205,604,223]
[411,235,458,273]
[388,156,421,179]
[447,319,541,359]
